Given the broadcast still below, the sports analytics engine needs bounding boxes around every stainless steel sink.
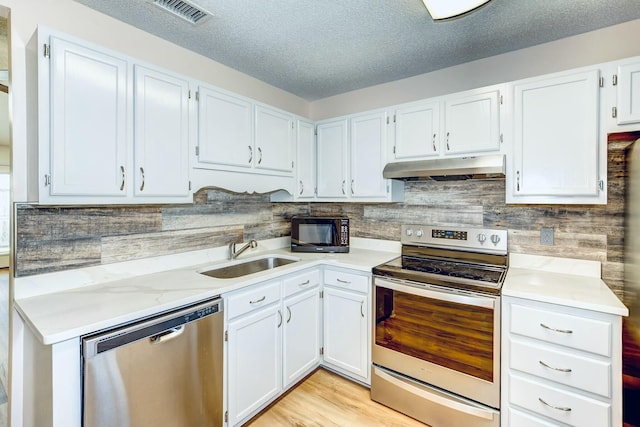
[200,256,299,279]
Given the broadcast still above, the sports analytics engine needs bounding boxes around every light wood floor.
[246,369,428,427]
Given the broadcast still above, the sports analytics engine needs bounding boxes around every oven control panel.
[432,229,468,240]
[402,224,508,254]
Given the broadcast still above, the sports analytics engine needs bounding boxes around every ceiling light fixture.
[422,0,492,20]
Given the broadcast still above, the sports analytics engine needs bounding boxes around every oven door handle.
[374,366,496,421]
[374,277,496,309]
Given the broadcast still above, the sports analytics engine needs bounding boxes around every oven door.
[372,276,500,409]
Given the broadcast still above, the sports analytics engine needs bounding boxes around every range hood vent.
[383,154,505,181]
[152,0,212,25]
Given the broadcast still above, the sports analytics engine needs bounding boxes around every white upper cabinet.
[316,119,349,198]
[390,85,503,162]
[616,59,640,125]
[193,87,295,194]
[315,115,402,202]
[507,68,605,204]
[28,28,193,204]
[133,65,191,199]
[47,35,129,199]
[195,87,294,176]
[444,89,501,155]
[295,120,316,199]
[254,105,294,173]
[196,86,254,169]
[350,111,389,199]
[393,101,440,160]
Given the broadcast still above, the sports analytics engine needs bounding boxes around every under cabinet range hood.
[382,154,505,181]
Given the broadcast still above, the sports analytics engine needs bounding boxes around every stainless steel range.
[371,224,508,427]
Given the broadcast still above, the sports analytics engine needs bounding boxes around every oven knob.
[490,234,501,245]
[405,229,413,236]
[416,229,424,237]
[477,233,487,244]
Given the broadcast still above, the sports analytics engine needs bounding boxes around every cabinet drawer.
[510,304,611,356]
[283,269,320,298]
[509,373,610,427]
[509,338,611,397]
[508,407,563,427]
[226,281,281,320]
[324,269,369,293]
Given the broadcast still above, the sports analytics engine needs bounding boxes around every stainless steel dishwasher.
[82,297,224,427]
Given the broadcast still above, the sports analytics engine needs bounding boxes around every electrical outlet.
[540,227,554,245]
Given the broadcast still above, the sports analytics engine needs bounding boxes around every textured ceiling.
[72,0,640,101]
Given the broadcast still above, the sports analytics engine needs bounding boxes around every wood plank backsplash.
[15,134,639,301]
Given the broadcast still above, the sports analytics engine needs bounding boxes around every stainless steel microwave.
[290,217,349,253]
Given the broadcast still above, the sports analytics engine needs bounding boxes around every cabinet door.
[283,287,321,388]
[316,119,348,198]
[444,90,500,155]
[197,86,253,169]
[255,105,294,173]
[227,303,282,426]
[617,61,640,125]
[512,70,601,198]
[323,286,368,381]
[350,111,388,198]
[296,120,316,199]
[49,36,128,197]
[394,102,440,160]
[133,65,190,198]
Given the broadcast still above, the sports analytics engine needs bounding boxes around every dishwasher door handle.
[150,325,185,344]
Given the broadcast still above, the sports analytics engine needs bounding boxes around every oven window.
[375,286,494,382]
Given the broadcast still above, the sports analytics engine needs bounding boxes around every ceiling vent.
[151,0,212,25]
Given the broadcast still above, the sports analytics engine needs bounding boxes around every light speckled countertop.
[15,241,629,346]
[15,237,400,345]
[502,253,628,316]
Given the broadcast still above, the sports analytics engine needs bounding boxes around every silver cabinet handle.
[540,323,573,334]
[139,167,145,191]
[298,280,311,288]
[248,145,253,163]
[120,166,125,191]
[249,296,266,305]
[277,309,282,328]
[341,180,346,195]
[432,133,436,151]
[351,179,355,195]
[337,278,351,284]
[516,170,521,192]
[286,306,292,323]
[539,360,572,373]
[538,397,571,412]
[299,180,304,195]
[258,147,263,164]
[360,301,365,318]
[446,131,450,151]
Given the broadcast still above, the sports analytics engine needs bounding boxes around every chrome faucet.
[228,239,258,260]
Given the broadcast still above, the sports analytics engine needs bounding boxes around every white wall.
[3,0,310,203]
[310,18,640,120]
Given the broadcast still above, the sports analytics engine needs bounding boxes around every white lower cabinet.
[502,296,623,427]
[224,268,321,426]
[322,268,370,384]
[282,271,321,388]
[226,280,282,426]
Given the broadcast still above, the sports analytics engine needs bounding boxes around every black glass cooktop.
[400,256,505,283]
[372,254,508,294]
